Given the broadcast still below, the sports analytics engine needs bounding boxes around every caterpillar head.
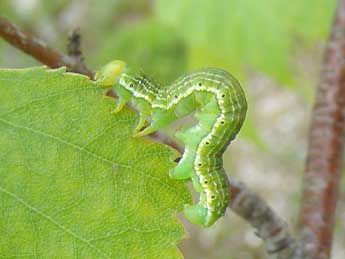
[118,69,160,102]
[118,70,142,93]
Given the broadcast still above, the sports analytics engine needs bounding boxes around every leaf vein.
[0,186,112,259]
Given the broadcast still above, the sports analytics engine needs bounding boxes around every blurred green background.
[1,1,344,258]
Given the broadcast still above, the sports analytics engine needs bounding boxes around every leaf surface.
[0,67,190,259]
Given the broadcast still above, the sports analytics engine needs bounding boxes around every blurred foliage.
[91,20,187,84]
[0,0,336,147]
[155,0,336,83]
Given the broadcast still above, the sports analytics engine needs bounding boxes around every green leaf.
[0,67,191,259]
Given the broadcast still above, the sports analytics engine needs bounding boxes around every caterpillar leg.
[107,84,132,115]
[111,99,126,114]
[131,99,151,135]
[191,174,202,192]
[133,108,177,137]
[184,204,208,227]
[132,115,148,134]
[169,147,193,180]
[132,124,156,137]
[170,125,204,180]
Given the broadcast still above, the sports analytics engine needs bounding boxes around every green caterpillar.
[96,60,247,227]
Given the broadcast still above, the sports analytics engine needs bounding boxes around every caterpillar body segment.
[96,61,247,227]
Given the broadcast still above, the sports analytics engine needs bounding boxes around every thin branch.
[228,177,300,258]
[298,0,345,258]
[0,16,94,78]
[66,27,92,78]
[67,28,83,57]
[0,15,299,257]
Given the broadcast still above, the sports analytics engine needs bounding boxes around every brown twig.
[298,1,345,258]
[228,177,298,257]
[67,28,83,57]
[0,15,299,257]
[66,28,93,78]
[0,16,94,78]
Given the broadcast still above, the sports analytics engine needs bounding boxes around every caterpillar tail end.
[184,204,211,227]
[95,60,127,87]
